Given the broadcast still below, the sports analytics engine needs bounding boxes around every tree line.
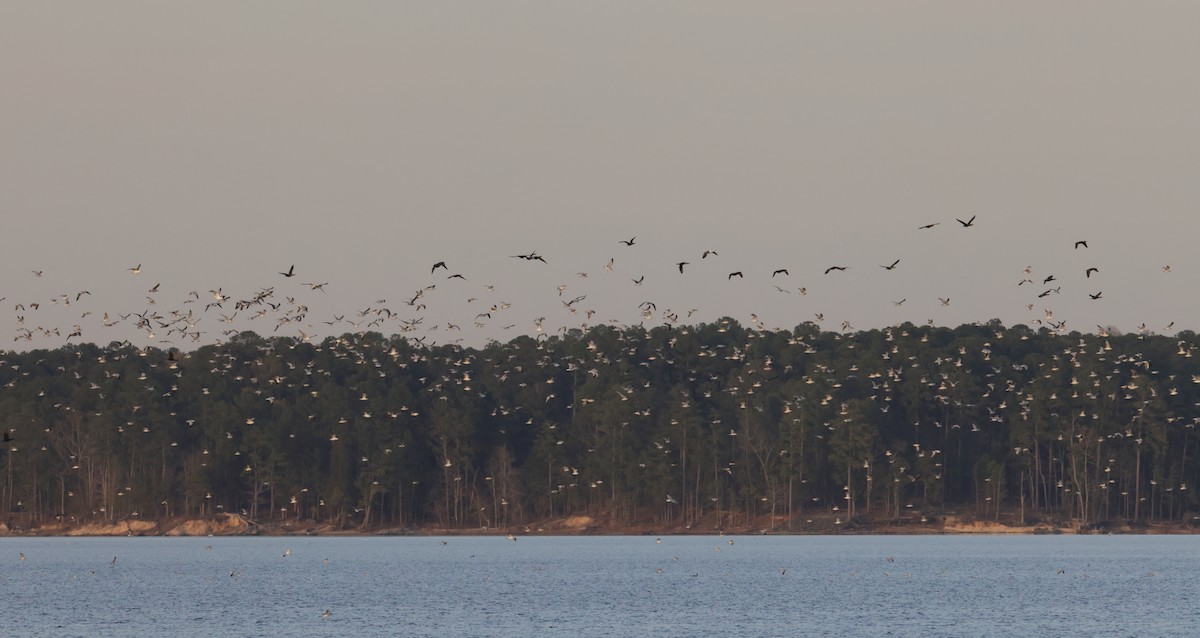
[1,319,1198,531]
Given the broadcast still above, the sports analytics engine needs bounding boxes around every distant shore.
[4,511,1199,537]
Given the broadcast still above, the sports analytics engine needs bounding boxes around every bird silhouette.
[824,266,848,274]
[279,265,296,278]
[881,259,900,270]
[956,216,976,227]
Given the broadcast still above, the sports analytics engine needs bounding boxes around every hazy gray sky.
[2,2,1198,349]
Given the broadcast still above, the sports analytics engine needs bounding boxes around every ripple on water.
[0,535,1196,638]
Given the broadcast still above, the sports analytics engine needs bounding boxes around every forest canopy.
[1,320,1197,531]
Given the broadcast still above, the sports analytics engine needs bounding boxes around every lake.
[0,534,1195,637]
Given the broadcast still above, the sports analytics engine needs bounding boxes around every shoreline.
[4,512,1199,537]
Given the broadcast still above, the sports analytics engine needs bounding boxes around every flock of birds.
[2,215,1185,353]
[0,217,1195,543]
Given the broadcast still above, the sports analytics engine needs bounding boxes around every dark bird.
[1085,267,1099,278]
[956,216,976,227]
[632,275,645,285]
[881,259,900,270]
[918,222,940,230]
[1075,241,1088,249]
[702,250,718,259]
[431,261,447,273]
[620,237,636,246]
[1043,275,1056,284]
[824,266,848,274]
[511,252,546,262]
[772,269,789,277]
[728,271,743,279]
[676,262,689,273]
[447,274,466,280]
[280,265,296,277]
[1089,292,1103,300]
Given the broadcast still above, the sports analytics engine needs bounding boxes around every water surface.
[0,535,1194,637]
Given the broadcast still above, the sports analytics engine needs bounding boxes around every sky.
[2,2,1199,351]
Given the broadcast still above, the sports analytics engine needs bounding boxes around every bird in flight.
[938,297,951,306]
[956,216,976,227]
[676,262,689,273]
[620,237,636,246]
[918,222,940,230]
[1085,267,1099,278]
[824,266,848,274]
[512,252,546,263]
[279,265,296,278]
[728,272,744,279]
[880,259,900,270]
[702,250,718,259]
[431,261,447,273]
[1074,240,1088,249]
[772,269,789,277]
[128,264,142,274]
[632,275,644,285]
[893,299,906,306]
[1089,292,1103,300]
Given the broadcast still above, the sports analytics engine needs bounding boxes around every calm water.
[0,534,1195,637]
